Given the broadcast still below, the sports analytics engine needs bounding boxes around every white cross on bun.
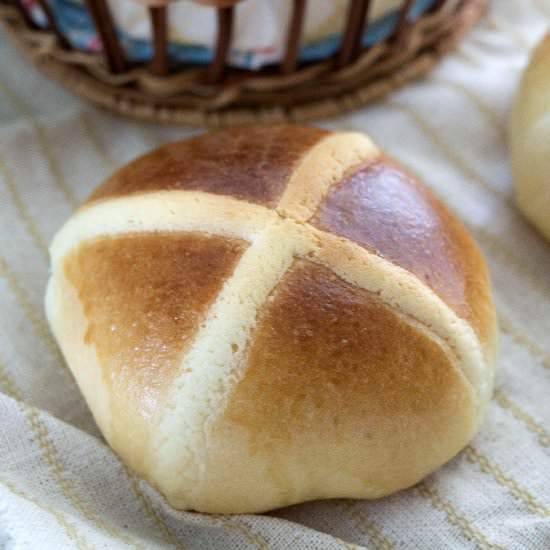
[46,125,497,514]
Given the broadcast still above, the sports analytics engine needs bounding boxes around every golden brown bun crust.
[63,232,246,471]
[312,158,494,349]
[47,125,496,514]
[202,261,476,511]
[88,125,328,207]
[88,128,493,352]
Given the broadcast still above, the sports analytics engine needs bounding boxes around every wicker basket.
[0,0,486,126]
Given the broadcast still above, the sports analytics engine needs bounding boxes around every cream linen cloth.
[1,0,550,548]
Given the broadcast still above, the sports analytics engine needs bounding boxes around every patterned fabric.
[1,0,550,548]
[22,0,435,69]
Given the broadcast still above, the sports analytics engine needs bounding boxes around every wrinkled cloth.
[1,0,550,548]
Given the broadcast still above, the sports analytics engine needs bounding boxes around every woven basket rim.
[0,0,486,127]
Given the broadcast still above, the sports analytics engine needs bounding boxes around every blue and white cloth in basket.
[22,0,438,69]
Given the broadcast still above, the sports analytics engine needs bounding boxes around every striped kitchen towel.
[0,0,549,547]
